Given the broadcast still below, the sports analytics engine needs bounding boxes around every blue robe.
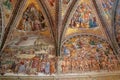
[45,62,50,74]
[18,65,25,73]
[63,47,70,56]
[89,19,93,28]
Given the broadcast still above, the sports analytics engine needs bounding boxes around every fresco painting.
[3,0,16,27]
[99,0,115,20]
[0,37,56,75]
[69,0,98,29]
[0,0,57,75]
[0,0,120,79]
[17,4,47,32]
[60,35,119,73]
[62,0,71,18]
[44,0,56,22]
[5,0,52,43]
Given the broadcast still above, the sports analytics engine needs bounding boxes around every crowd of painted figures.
[17,4,47,31]
[70,3,98,28]
[0,35,120,75]
[0,53,57,75]
[100,0,114,19]
[61,36,119,73]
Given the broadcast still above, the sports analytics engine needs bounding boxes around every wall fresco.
[0,0,120,78]
[0,37,56,75]
[60,35,119,73]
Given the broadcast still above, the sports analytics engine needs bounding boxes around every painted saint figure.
[45,60,50,74]
[63,46,70,56]
[18,62,26,73]
[17,4,47,31]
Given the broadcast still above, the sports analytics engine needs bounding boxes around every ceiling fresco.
[17,4,47,32]
[2,0,17,27]
[95,0,116,31]
[100,0,116,20]
[62,0,72,19]
[63,0,107,39]
[5,0,53,43]
[43,0,56,22]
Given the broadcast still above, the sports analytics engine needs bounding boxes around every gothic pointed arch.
[61,0,108,43]
[38,0,57,42]
[42,0,56,22]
